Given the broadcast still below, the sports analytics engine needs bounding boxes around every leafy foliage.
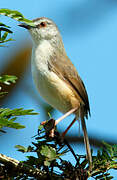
[0,22,13,45]
[0,8,35,45]
[0,75,17,85]
[0,75,17,97]
[0,9,34,26]
[0,108,38,130]
[0,91,8,98]
[90,143,117,179]
[15,145,34,153]
[0,75,38,131]
[14,120,117,179]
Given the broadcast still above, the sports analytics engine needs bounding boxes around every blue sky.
[0,0,117,178]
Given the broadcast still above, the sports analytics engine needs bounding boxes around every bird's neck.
[34,40,54,61]
[49,35,65,54]
[32,38,67,76]
[31,40,52,76]
[32,34,66,55]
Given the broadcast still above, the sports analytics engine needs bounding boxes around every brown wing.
[48,52,90,118]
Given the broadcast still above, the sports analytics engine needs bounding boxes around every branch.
[0,153,46,179]
[0,121,117,179]
[66,134,117,148]
[0,153,71,179]
[0,8,34,45]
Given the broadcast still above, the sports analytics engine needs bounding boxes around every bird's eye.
[39,22,46,28]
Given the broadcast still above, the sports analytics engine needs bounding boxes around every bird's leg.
[50,107,77,137]
[49,128,55,137]
[62,116,77,137]
[41,107,78,137]
[55,107,78,126]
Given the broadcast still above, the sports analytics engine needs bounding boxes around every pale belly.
[32,64,79,114]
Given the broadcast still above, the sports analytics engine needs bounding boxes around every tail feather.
[80,106,92,166]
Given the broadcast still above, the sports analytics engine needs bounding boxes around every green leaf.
[0,23,13,44]
[0,22,10,28]
[0,75,17,94]
[0,118,25,129]
[0,9,23,17]
[0,9,35,45]
[40,145,57,161]
[0,108,38,116]
[15,145,34,153]
[0,9,35,27]
[0,75,17,85]
[0,91,8,97]
[0,38,14,44]
[0,108,38,131]
[103,142,117,159]
[1,31,8,41]
[38,124,44,131]
[44,160,50,166]
[0,27,12,33]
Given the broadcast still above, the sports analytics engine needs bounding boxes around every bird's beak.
[18,23,31,30]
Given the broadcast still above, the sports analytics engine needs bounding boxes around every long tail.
[80,107,92,167]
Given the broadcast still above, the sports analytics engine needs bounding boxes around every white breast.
[31,40,79,113]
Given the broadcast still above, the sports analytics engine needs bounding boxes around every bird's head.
[19,17,62,46]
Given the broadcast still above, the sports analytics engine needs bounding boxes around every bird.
[19,17,92,166]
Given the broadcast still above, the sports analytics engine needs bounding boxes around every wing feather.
[48,52,90,117]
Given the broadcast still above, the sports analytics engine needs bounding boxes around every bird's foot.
[41,118,55,137]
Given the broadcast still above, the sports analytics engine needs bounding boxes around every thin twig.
[63,138,79,163]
